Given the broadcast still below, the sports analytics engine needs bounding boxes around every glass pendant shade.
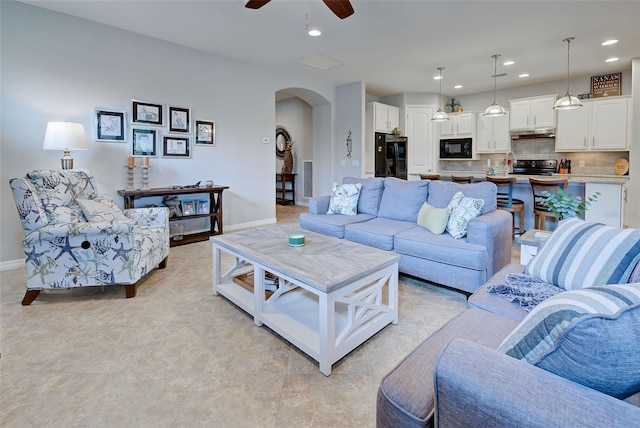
[484,102,507,117]
[554,37,582,110]
[483,54,506,117]
[554,92,582,110]
[431,66,449,122]
[431,109,449,122]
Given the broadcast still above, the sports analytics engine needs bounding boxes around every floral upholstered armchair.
[9,169,169,305]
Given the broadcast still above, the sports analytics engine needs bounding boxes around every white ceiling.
[21,0,640,97]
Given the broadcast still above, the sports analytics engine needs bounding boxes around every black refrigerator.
[375,132,408,179]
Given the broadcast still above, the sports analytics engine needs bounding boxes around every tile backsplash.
[439,138,629,176]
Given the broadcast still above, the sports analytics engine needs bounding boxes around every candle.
[143,156,150,166]
[128,156,135,167]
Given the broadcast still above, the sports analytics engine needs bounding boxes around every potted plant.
[541,188,600,221]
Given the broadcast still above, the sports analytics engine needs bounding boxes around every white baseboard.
[225,218,277,232]
[0,259,25,272]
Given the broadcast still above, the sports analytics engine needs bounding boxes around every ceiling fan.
[244,0,354,19]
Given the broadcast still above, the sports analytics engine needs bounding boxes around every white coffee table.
[211,224,400,376]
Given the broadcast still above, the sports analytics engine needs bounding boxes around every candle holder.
[140,165,150,190]
[125,165,136,190]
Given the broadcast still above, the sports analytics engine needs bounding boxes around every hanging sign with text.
[590,72,621,98]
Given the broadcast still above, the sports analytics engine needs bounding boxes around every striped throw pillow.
[498,283,640,399]
[525,218,640,290]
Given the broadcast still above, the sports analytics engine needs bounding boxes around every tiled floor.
[0,205,519,427]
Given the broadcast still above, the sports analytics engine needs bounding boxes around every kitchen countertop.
[411,172,629,185]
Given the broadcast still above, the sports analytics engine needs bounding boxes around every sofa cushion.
[525,218,640,290]
[417,201,449,234]
[327,182,362,215]
[77,194,129,223]
[377,308,519,428]
[377,178,429,222]
[427,181,496,214]
[498,283,640,399]
[342,177,384,216]
[446,191,484,239]
[299,212,374,239]
[344,218,415,250]
[393,226,488,271]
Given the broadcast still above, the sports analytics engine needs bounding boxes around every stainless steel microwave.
[440,138,472,159]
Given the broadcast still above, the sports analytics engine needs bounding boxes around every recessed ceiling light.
[605,57,619,63]
[433,75,443,80]
[308,29,321,37]
[518,73,530,78]
[454,85,463,89]
[503,61,515,66]
[602,39,618,46]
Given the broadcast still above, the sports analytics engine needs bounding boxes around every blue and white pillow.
[498,283,640,399]
[446,191,484,239]
[525,217,640,290]
[326,183,362,216]
[76,194,129,223]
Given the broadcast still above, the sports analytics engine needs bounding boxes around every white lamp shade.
[42,122,88,151]
[554,93,583,110]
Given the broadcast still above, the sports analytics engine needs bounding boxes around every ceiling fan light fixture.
[554,37,582,110]
[483,54,507,117]
[431,66,449,122]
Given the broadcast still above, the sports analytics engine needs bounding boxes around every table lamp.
[42,122,89,170]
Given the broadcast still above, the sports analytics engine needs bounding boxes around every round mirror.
[275,125,290,159]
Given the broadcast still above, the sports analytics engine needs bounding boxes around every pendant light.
[431,67,449,122]
[554,37,582,110]
[483,54,507,117]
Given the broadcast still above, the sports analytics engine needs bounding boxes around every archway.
[275,88,332,203]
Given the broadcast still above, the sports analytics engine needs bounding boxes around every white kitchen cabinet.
[476,111,510,153]
[405,105,437,175]
[584,182,624,227]
[439,112,475,137]
[509,95,556,132]
[372,102,400,133]
[556,96,630,152]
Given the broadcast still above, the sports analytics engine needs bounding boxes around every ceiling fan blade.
[244,0,271,10]
[322,0,354,19]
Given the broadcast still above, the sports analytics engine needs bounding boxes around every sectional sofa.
[377,218,640,427]
[299,177,512,294]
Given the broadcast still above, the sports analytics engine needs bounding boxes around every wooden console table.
[118,186,229,247]
[276,173,296,205]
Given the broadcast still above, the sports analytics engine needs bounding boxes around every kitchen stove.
[511,159,558,175]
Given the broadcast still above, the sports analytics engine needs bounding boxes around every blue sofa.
[300,177,512,294]
[377,263,640,427]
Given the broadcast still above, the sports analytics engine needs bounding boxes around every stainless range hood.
[510,129,556,139]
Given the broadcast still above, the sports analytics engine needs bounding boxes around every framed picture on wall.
[195,120,215,146]
[162,136,191,158]
[131,128,158,156]
[131,100,164,126]
[168,106,191,133]
[95,108,126,142]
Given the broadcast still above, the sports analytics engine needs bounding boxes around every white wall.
[0,1,337,263]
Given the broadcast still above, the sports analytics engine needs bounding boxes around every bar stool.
[419,173,440,180]
[529,177,569,230]
[452,175,473,183]
[486,176,525,236]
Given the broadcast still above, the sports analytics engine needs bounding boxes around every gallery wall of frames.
[94,99,216,159]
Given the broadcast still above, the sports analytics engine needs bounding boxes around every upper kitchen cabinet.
[439,112,476,137]
[556,96,630,152]
[509,95,556,132]
[476,111,510,153]
[371,102,400,133]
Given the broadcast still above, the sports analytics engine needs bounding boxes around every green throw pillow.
[417,201,449,234]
